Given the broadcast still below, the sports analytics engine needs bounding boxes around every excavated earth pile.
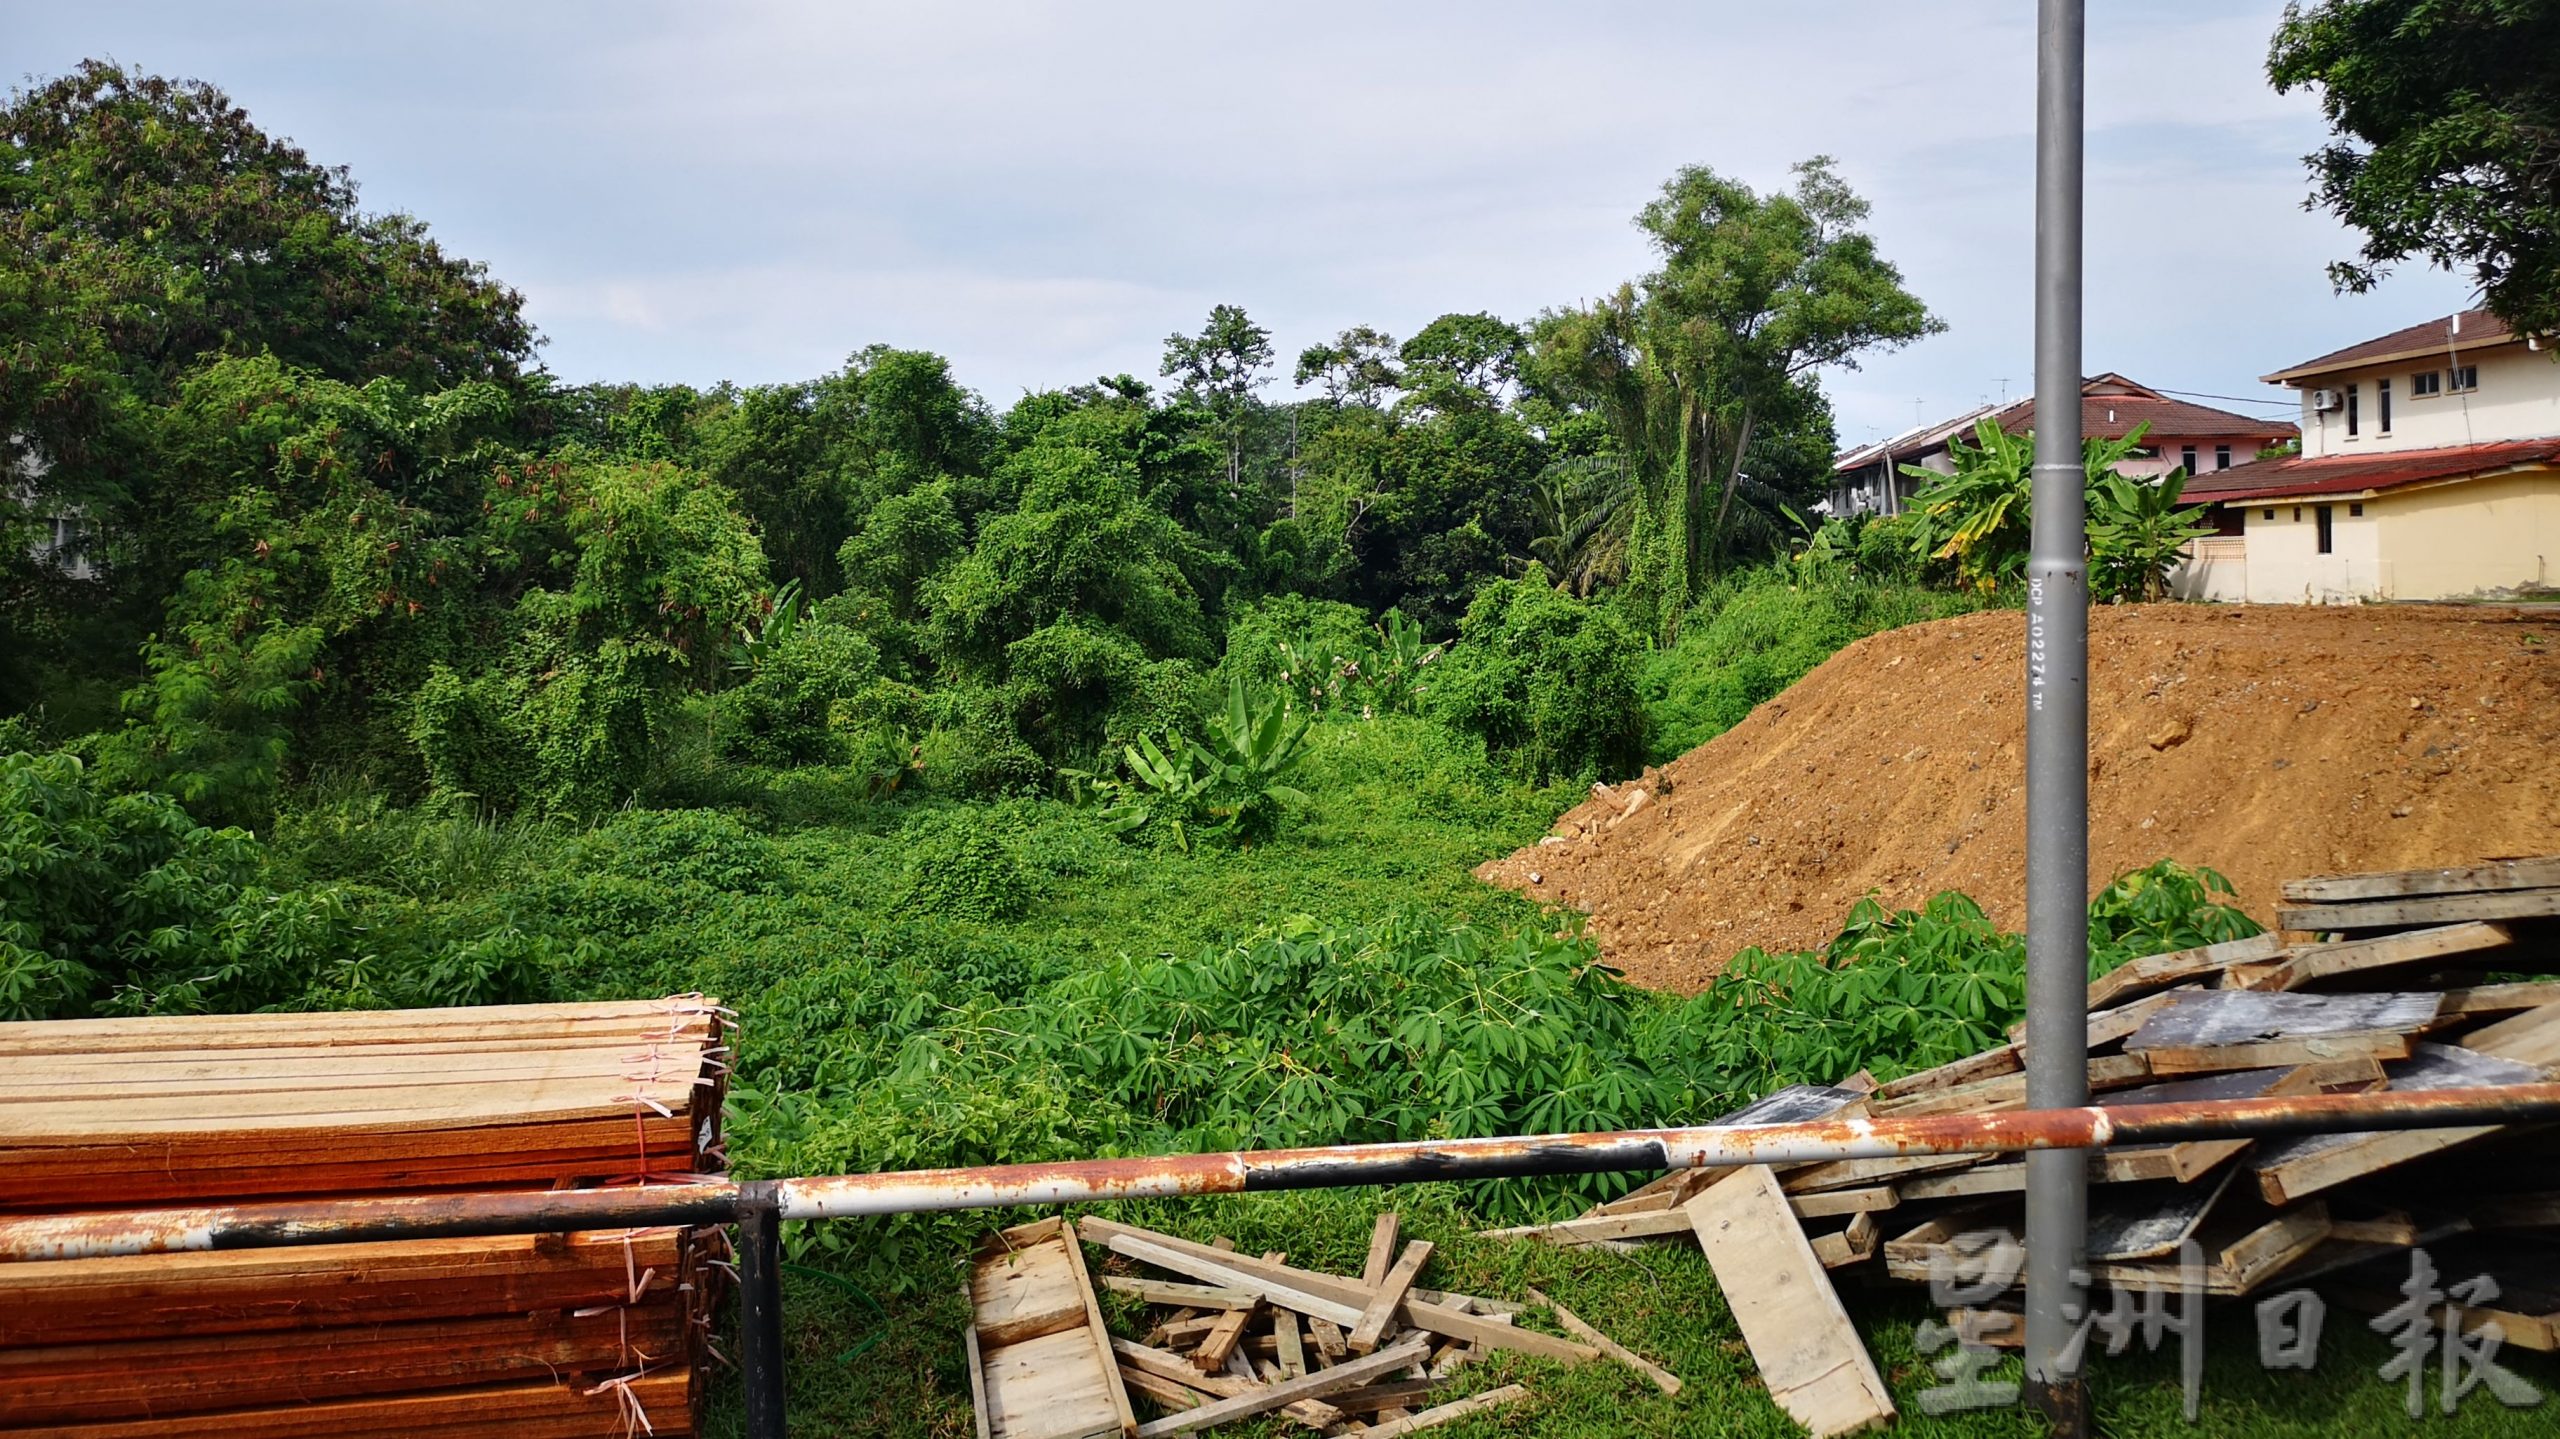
[1479,604,2560,992]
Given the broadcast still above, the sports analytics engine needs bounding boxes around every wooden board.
[2251,1044,2548,1204]
[0,1228,683,1346]
[2224,922,2516,993]
[1684,1167,1893,1438]
[2125,989,2440,1073]
[969,1218,1134,1439]
[0,1302,686,1425]
[2277,887,2560,933]
[7,1373,697,1438]
[2282,857,2560,904]
[2087,933,2288,1009]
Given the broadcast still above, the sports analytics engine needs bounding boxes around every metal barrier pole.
[737,1180,788,1439]
[2024,0,2092,1432]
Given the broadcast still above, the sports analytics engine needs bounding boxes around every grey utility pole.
[2023,0,2091,1433]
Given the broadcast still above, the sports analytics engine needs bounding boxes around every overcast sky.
[12,1,2480,447]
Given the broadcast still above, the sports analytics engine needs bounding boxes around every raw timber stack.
[964,1211,1683,1438]
[1488,856,2560,1438]
[0,996,731,1437]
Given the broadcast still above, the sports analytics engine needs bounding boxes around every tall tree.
[1528,158,1937,635]
[2270,1,2560,337]
[1161,303,1275,494]
[1293,325,1402,406]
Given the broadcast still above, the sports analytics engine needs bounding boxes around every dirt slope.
[1479,604,2560,992]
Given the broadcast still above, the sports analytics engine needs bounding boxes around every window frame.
[2315,503,2335,555]
[2410,369,2442,397]
[2449,364,2479,393]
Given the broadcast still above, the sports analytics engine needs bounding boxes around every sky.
[9,1,2482,449]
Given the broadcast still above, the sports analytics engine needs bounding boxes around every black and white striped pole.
[2023,0,2093,1433]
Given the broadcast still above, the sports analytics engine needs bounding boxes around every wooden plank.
[1809,1211,1880,1270]
[2252,1044,2546,1204]
[1117,1362,1207,1417]
[1781,1149,1983,1194]
[981,1327,1128,1439]
[1515,1280,1679,1382]
[2227,922,2517,993]
[2127,989,2443,1052]
[1109,1340,1343,1428]
[1097,1233,1364,1330]
[1361,1212,1401,1287]
[1274,1311,1306,1379]
[2440,981,2560,1018]
[7,1374,697,1439]
[2087,933,2288,1009]
[2278,888,2560,933]
[2009,986,2191,1051]
[1684,1167,1894,1437]
[2461,1000,2560,1066]
[1871,1047,2020,1101]
[1870,1052,2151,1117]
[1077,1220,1596,1364]
[2140,1033,2411,1074]
[1130,1336,1430,1439]
[1351,1383,1530,1438]
[1308,1317,1349,1362]
[0,1230,684,1346]
[1099,1277,1256,1310]
[1348,1241,1433,1353]
[1058,1220,1138,1439]
[968,1322,996,1439]
[2283,857,2560,903]
[973,1220,1092,1347]
[1318,1379,1441,1413]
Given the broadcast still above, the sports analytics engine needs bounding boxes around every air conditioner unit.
[2310,387,2344,413]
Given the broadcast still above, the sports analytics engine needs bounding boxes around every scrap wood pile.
[964,1211,1679,1439]
[0,997,731,1437]
[1487,855,2560,1437]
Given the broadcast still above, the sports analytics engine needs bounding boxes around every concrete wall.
[2241,495,2385,604]
[2227,467,2559,602]
[2171,535,2247,602]
[2295,344,2560,458]
[2370,468,2560,599]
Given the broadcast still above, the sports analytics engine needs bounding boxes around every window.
[2411,370,2442,397]
[2316,504,2335,554]
[2213,507,2245,537]
[2181,444,2197,473]
[2346,383,2360,437]
[2215,444,2232,470]
[2449,364,2479,392]
[2264,508,2276,520]
[2378,377,2392,433]
[2349,503,2364,517]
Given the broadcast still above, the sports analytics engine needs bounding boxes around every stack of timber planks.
[1485,855,2560,1435]
[0,997,730,1437]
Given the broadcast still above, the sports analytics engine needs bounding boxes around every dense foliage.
[2271,0,2560,338]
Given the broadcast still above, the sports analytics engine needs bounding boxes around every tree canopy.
[2270,0,2560,336]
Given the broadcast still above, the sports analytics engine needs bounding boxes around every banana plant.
[2088,468,2215,602]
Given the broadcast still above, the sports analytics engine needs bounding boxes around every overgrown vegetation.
[10,51,2515,1439]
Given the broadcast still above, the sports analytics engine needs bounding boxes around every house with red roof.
[2178,310,2560,603]
[1825,375,2293,518]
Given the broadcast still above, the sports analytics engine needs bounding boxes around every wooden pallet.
[967,1218,1136,1439]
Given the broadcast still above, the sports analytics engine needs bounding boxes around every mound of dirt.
[1479,604,2560,992]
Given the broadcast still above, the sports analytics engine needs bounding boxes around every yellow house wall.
[2368,468,2560,599]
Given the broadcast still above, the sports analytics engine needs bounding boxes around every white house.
[1826,375,2294,518]
[2178,311,2560,604]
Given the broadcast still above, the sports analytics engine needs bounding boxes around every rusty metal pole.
[2024,0,2092,1433]
[737,1181,788,1439]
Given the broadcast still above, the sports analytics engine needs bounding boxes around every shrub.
[896,809,1035,922]
[0,749,351,1018]
[1428,568,1646,782]
[717,622,883,767]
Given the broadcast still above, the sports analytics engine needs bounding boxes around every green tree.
[1161,304,1275,495]
[1293,325,1402,406]
[2271,1,2560,337]
[1529,159,1937,636]
[0,62,532,588]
